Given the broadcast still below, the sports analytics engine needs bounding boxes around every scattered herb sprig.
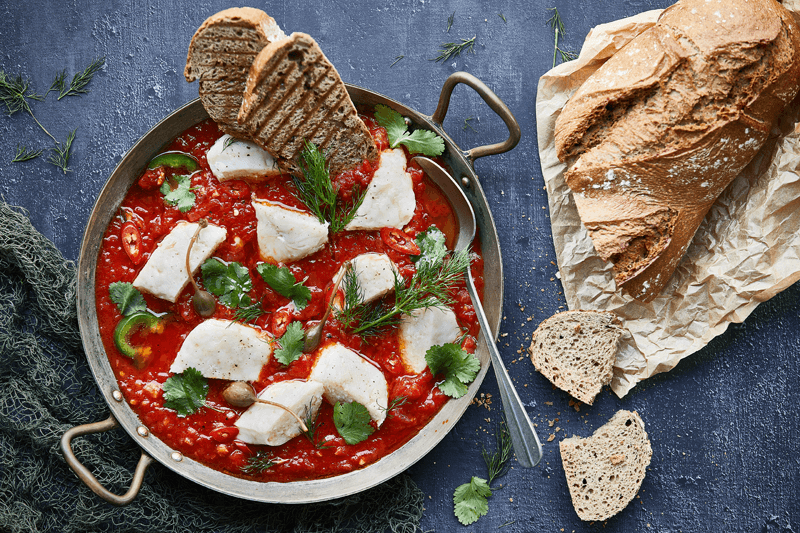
[109,282,147,316]
[47,128,76,173]
[233,298,264,324]
[463,116,477,132]
[446,12,455,32]
[425,343,480,399]
[294,141,367,234]
[453,420,514,525]
[12,144,42,162]
[201,258,253,308]
[547,7,577,68]
[51,57,106,100]
[274,321,305,366]
[432,35,476,62]
[256,263,312,310]
[303,406,330,449]
[1,57,104,170]
[390,55,404,67]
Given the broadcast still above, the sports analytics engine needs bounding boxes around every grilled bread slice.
[528,310,625,405]
[185,8,286,139]
[560,410,652,521]
[238,32,379,177]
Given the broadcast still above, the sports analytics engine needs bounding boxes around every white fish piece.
[133,221,226,303]
[235,380,324,446]
[252,199,329,263]
[206,134,281,182]
[333,253,397,306]
[170,319,272,382]
[344,148,415,231]
[308,343,388,426]
[399,303,461,374]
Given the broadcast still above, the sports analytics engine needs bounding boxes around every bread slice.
[560,410,652,521]
[185,8,286,139]
[554,0,800,302]
[528,310,624,405]
[238,32,379,177]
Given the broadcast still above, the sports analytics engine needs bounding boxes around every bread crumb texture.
[559,410,652,521]
[528,310,625,405]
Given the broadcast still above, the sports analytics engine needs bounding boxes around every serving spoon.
[413,156,543,468]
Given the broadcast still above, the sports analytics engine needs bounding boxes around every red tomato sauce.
[95,116,484,482]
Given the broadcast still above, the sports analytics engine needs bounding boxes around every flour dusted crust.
[185,8,286,139]
[554,0,800,302]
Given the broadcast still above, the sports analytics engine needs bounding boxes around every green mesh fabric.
[0,200,425,533]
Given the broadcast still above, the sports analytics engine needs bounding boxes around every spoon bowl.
[413,156,543,468]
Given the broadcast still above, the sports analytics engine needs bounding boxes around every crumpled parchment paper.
[535,5,800,397]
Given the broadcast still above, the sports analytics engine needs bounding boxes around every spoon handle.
[466,269,543,468]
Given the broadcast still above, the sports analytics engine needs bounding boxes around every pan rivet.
[137,426,149,438]
[171,452,183,462]
[462,176,470,187]
[403,117,412,127]
[112,390,123,402]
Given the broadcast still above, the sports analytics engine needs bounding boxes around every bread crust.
[554,0,800,302]
[185,8,286,139]
[238,32,379,177]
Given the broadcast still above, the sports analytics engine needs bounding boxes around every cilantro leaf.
[413,226,448,268]
[374,104,408,143]
[108,281,146,316]
[160,174,196,213]
[425,343,481,398]
[453,476,492,525]
[374,104,445,156]
[274,321,305,365]
[163,367,208,416]
[201,258,252,308]
[256,263,312,310]
[333,401,375,445]
[399,129,445,156]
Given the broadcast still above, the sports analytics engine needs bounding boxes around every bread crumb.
[609,454,626,465]
[547,434,555,442]
[548,420,555,427]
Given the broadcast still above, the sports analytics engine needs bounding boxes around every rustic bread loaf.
[528,310,624,405]
[185,8,286,140]
[560,410,651,521]
[554,0,800,302]
[238,32,379,177]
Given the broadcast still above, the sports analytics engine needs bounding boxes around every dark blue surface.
[2,1,798,531]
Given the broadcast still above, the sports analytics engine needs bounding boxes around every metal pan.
[62,71,520,505]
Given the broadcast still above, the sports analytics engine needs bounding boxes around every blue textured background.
[2,1,798,531]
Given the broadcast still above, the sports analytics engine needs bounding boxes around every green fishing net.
[0,200,425,533]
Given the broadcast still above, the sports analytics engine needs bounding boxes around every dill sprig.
[432,36,476,62]
[463,116,477,132]
[390,55,404,67]
[0,71,56,143]
[303,405,330,449]
[46,69,67,98]
[547,7,578,68]
[55,57,105,100]
[241,450,275,474]
[483,419,513,486]
[294,141,366,233]
[233,298,263,324]
[47,128,76,173]
[340,249,472,337]
[12,144,42,162]
[222,136,238,152]
[498,13,507,23]
[446,12,455,32]
[380,396,409,417]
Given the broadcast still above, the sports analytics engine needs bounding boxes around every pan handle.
[431,71,521,162]
[60,415,154,506]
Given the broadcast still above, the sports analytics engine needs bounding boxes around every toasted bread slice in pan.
[185,7,286,139]
[239,32,379,176]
